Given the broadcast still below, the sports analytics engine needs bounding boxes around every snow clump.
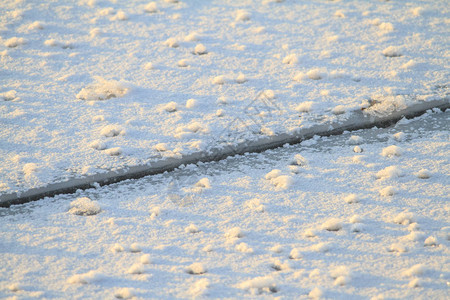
[69,197,101,216]
[129,243,142,253]
[238,276,278,294]
[163,101,178,112]
[307,69,323,80]
[114,288,134,299]
[393,211,415,225]
[379,186,395,196]
[344,194,359,204]
[322,218,343,231]
[4,37,25,48]
[402,264,426,277]
[128,263,144,274]
[264,169,293,189]
[186,262,207,275]
[235,10,251,22]
[282,54,298,64]
[193,44,207,55]
[296,101,314,113]
[67,270,104,284]
[424,236,437,247]
[188,278,210,296]
[140,254,151,264]
[376,166,403,179]
[383,46,402,57]
[185,224,200,233]
[330,266,351,286]
[164,37,179,48]
[226,227,244,239]
[144,2,158,13]
[289,248,302,259]
[415,169,431,179]
[381,145,403,157]
[77,77,128,101]
[100,125,125,137]
[308,287,323,299]
[236,242,254,253]
[347,135,363,145]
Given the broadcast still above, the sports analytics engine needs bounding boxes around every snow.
[68,197,101,216]
[0,0,449,298]
[381,145,403,157]
[321,218,343,232]
[186,263,207,275]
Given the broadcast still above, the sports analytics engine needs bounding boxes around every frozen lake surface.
[1,110,448,299]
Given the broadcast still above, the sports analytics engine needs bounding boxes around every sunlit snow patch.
[76,77,129,101]
[68,197,101,216]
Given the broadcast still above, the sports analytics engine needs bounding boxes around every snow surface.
[1,0,449,195]
[0,110,448,299]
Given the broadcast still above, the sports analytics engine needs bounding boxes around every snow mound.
[67,270,104,284]
[295,101,314,113]
[1,90,19,101]
[246,198,265,212]
[265,169,293,189]
[308,287,323,299]
[164,37,179,48]
[144,2,158,13]
[195,178,211,189]
[347,135,363,145]
[415,169,431,179]
[226,227,244,239]
[128,263,144,274]
[379,186,395,197]
[23,163,38,177]
[290,154,308,166]
[381,145,403,157]
[282,54,298,65]
[311,242,330,253]
[322,218,342,231]
[193,44,207,55]
[105,147,123,156]
[112,243,124,252]
[100,125,125,137]
[129,243,142,253]
[289,248,302,259]
[235,73,247,84]
[185,224,200,234]
[344,194,359,204]
[235,10,251,22]
[163,101,178,112]
[307,69,323,80]
[186,98,197,108]
[402,264,426,277]
[69,197,101,216]
[186,262,207,275]
[424,236,438,247]
[188,278,210,297]
[270,259,290,271]
[4,37,25,48]
[376,166,403,179]
[236,242,254,253]
[388,243,408,253]
[382,46,402,57]
[114,288,134,299]
[393,211,415,225]
[140,254,151,264]
[330,266,351,286]
[76,77,129,101]
[238,276,278,294]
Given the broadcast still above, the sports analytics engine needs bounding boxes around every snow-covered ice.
[1,111,448,298]
[0,0,449,298]
[0,0,448,196]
